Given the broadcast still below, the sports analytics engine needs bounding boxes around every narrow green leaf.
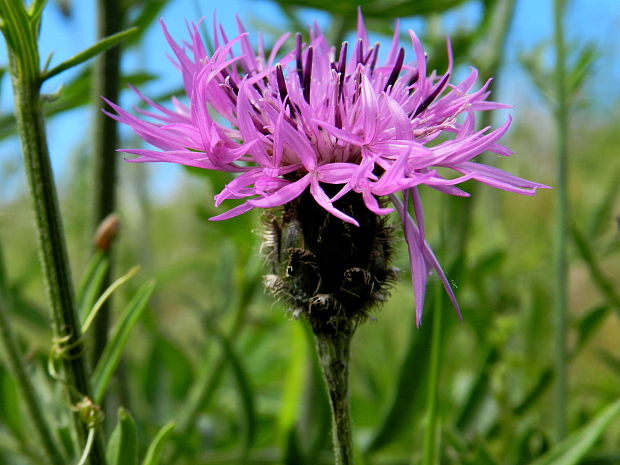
[27,0,47,20]
[76,251,109,318]
[0,365,23,439]
[274,0,469,19]
[204,317,256,454]
[513,368,554,416]
[574,305,610,354]
[92,280,155,403]
[141,421,176,465]
[571,224,620,313]
[588,168,620,239]
[41,27,138,81]
[0,0,39,74]
[82,265,141,333]
[106,408,138,465]
[56,424,75,459]
[27,0,47,36]
[125,0,168,46]
[566,44,598,98]
[529,399,620,465]
[597,349,620,378]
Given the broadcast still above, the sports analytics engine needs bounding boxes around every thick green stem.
[0,298,65,465]
[0,2,106,463]
[553,0,569,441]
[314,328,355,465]
[91,0,122,365]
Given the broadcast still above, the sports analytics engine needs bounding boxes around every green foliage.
[141,421,176,465]
[0,365,23,440]
[40,27,138,81]
[106,408,138,465]
[1,0,620,465]
[203,316,257,456]
[530,400,620,465]
[271,0,469,18]
[92,280,156,403]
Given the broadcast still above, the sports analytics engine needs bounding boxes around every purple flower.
[105,12,549,324]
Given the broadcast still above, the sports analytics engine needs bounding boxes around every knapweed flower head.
[105,11,548,326]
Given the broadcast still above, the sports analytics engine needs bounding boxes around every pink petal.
[249,174,312,208]
[310,177,360,226]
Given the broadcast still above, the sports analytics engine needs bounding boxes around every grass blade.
[76,252,109,319]
[106,407,138,465]
[529,399,620,465]
[141,421,176,465]
[573,305,610,355]
[92,280,155,403]
[571,224,620,313]
[41,27,138,81]
[81,265,141,333]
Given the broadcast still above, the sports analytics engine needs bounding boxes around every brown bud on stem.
[94,213,120,251]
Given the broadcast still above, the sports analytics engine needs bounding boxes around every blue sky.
[1,0,619,201]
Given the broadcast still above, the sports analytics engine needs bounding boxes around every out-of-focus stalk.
[0,2,107,463]
[92,0,123,364]
[421,281,443,465]
[421,197,447,465]
[0,298,65,465]
[552,0,569,441]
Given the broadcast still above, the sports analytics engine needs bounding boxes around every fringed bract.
[263,184,398,335]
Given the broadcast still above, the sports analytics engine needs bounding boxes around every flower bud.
[263,184,397,335]
[94,213,120,251]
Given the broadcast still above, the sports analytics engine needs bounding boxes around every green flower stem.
[0,2,106,463]
[92,0,122,365]
[314,328,355,465]
[421,281,443,465]
[0,298,65,465]
[553,0,569,441]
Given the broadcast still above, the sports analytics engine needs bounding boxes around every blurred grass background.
[1,0,619,464]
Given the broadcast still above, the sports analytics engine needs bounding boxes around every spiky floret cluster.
[105,12,548,324]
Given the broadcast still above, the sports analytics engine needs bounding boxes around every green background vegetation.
[1,0,619,464]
